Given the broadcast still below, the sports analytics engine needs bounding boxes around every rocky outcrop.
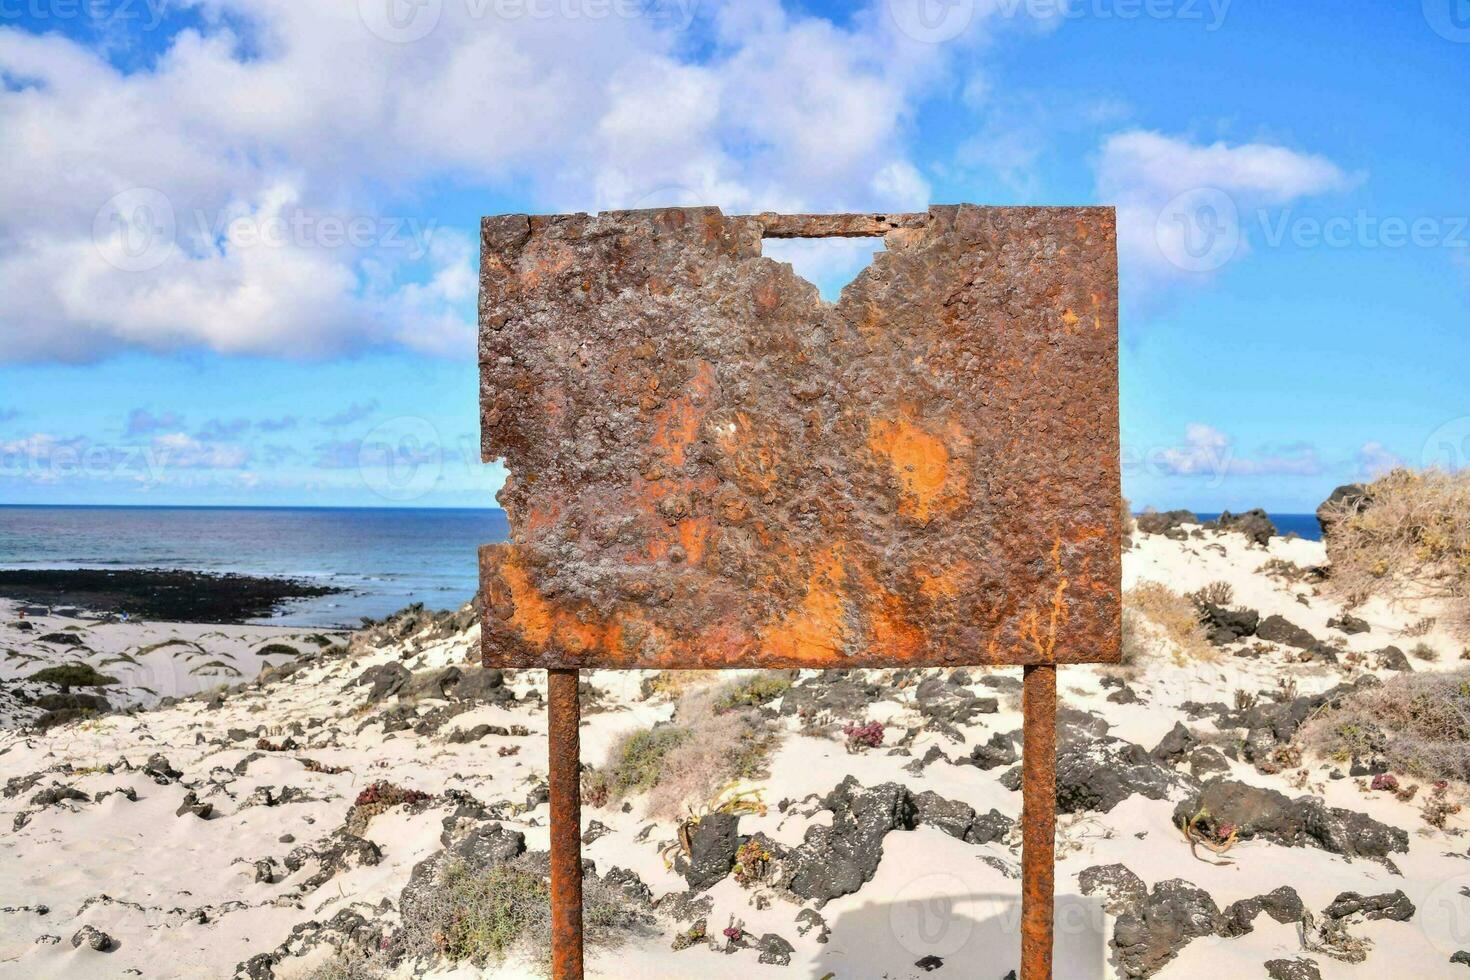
[1173,780,1408,860]
[1317,484,1369,539]
[1112,878,1221,977]
[674,812,740,892]
[1327,613,1370,635]
[1256,615,1319,649]
[1001,730,1195,814]
[1205,509,1277,545]
[1265,959,1322,980]
[1322,889,1415,922]
[779,673,889,721]
[1135,510,1198,538]
[1375,646,1413,671]
[1218,886,1305,936]
[913,676,998,730]
[783,778,1014,905]
[1198,603,1260,645]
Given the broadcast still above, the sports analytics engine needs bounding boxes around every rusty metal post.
[547,668,584,979]
[1020,663,1057,980]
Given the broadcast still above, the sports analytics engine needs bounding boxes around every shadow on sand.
[805,892,1107,979]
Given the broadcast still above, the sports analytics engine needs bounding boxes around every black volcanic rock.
[1256,615,1319,650]
[1173,780,1407,859]
[1135,510,1198,538]
[1317,484,1369,539]
[1205,509,1277,545]
[0,568,341,623]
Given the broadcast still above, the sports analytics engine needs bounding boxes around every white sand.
[2,529,1468,979]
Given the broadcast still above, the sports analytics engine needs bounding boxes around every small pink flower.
[723,926,743,942]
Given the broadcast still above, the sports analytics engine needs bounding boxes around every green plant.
[732,838,774,887]
[434,862,548,965]
[606,726,690,796]
[398,857,643,970]
[28,663,118,687]
[1412,642,1440,662]
[713,673,793,712]
[256,643,301,658]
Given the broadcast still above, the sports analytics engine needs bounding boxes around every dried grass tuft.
[1123,581,1216,666]
[1321,468,1470,636]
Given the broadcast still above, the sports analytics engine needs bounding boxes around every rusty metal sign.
[479,205,1121,980]
[480,206,1120,671]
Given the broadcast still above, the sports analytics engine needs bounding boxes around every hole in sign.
[761,236,887,303]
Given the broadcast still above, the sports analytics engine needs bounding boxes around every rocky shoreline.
[0,567,344,624]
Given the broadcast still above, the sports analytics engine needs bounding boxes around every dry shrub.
[1186,580,1235,609]
[600,686,779,819]
[1322,468,1470,634]
[1402,615,1437,638]
[1299,670,1470,782]
[712,671,793,712]
[1124,581,1215,665]
[293,950,388,980]
[645,688,776,818]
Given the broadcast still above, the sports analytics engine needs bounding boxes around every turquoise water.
[0,506,508,627]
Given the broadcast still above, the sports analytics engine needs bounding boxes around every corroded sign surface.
[479,206,1120,669]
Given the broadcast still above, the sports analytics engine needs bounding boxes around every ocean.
[0,506,1323,627]
[0,506,508,627]
[1195,512,1322,541]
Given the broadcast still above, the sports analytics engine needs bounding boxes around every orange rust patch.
[500,550,603,654]
[650,362,714,468]
[518,242,574,289]
[867,414,968,521]
[760,547,849,663]
[678,517,713,565]
[1018,537,1071,661]
[858,568,925,659]
[915,559,971,600]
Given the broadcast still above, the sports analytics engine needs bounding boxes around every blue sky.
[1,0,1466,512]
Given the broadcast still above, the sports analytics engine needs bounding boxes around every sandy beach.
[3,524,1469,978]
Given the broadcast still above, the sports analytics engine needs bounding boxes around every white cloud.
[0,1,997,363]
[151,431,250,469]
[1355,441,1403,478]
[1095,130,1355,292]
[1139,423,1323,485]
